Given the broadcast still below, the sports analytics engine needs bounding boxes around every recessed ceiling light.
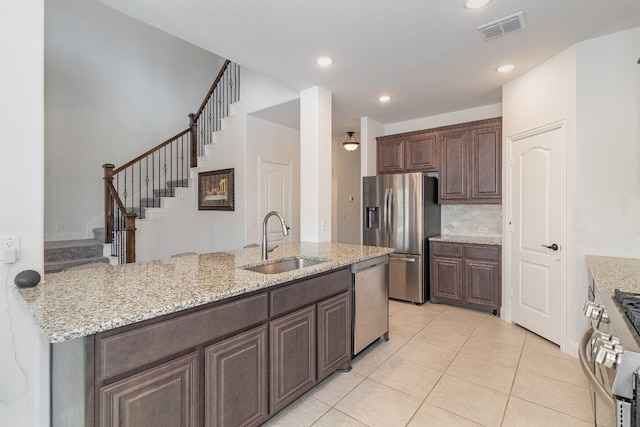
[378,95,392,102]
[316,57,334,67]
[464,0,491,10]
[496,64,514,73]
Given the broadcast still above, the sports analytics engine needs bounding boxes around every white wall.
[502,26,640,352]
[332,139,361,244]
[135,67,305,261]
[0,2,49,426]
[45,0,224,240]
[385,103,502,135]
[246,116,301,245]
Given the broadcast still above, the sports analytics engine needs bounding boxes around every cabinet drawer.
[464,245,500,262]
[431,242,463,258]
[270,268,350,317]
[97,293,268,381]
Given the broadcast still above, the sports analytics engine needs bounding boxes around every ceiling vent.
[478,11,526,41]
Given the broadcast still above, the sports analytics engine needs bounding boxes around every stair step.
[45,257,110,274]
[92,227,106,243]
[44,239,105,263]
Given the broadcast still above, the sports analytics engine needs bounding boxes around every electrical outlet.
[0,235,20,261]
[479,227,488,233]
[56,223,64,231]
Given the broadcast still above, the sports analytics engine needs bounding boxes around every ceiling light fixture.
[378,95,392,102]
[464,0,491,9]
[343,131,359,152]
[316,57,334,67]
[497,64,514,73]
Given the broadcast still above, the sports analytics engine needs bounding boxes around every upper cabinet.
[440,119,501,204]
[376,117,501,204]
[376,135,404,174]
[377,131,438,174]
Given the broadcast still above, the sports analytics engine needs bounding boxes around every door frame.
[503,119,569,351]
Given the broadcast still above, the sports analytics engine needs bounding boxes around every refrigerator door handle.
[384,188,390,243]
[388,188,394,242]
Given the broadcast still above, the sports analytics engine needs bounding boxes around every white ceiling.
[97,0,639,139]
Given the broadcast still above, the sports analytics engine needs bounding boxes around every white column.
[360,116,384,178]
[300,86,332,242]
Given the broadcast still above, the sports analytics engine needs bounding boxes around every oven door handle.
[579,328,615,407]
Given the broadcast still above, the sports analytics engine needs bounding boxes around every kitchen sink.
[242,257,328,274]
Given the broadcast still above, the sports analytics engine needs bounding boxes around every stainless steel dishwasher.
[351,255,389,355]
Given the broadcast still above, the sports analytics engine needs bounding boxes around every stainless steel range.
[581,276,640,427]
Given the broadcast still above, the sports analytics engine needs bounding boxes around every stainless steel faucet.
[262,211,290,260]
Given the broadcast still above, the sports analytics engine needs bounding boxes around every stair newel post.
[189,112,198,168]
[125,212,137,263]
[103,163,115,244]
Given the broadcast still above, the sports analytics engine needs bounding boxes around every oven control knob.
[583,301,610,324]
[594,346,623,369]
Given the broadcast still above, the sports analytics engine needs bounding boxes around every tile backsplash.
[441,204,502,237]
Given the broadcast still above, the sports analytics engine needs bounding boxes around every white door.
[509,122,565,345]
[260,159,292,247]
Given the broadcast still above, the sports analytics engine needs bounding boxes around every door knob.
[541,243,559,251]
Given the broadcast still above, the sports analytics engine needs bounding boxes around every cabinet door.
[464,259,501,310]
[317,292,351,381]
[431,256,463,303]
[99,352,199,427]
[270,306,316,413]
[205,325,268,427]
[439,129,469,202]
[405,132,438,172]
[377,136,404,174]
[471,125,501,202]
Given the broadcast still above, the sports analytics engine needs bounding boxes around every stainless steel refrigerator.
[362,173,441,304]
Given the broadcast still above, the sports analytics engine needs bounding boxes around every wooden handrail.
[103,163,137,262]
[103,60,238,264]
[113,128,190,174]
[192,59,231,123]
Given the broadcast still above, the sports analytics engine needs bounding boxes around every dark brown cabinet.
[430,241,501,314]
[52,267,352,427]
[405,133,439,172]
[377,132,438,174]
[99,352,200,427]
[377,135,404,174]
[317,292,351,381]
[376,118,501,204]
[270,305,316,413]
[205,325,268,427]
[439,119,502,204]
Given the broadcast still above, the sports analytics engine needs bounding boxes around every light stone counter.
[585,255,640,294]
[17,242,394,343]
[429,235,502,246]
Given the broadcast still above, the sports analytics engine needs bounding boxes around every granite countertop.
[17,242,394,343]
[585,255,640,294]
[429,235,502,246]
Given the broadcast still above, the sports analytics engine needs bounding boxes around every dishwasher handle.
[351,255,389,273]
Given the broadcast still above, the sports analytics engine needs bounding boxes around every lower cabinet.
[317,292,351,381]
[53,267,352,427]
[270,306,317,413]
[99,352,200,427]
[430,241,501,313]
[205,325,269,427]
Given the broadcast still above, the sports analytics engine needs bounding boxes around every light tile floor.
[264,300,593,427]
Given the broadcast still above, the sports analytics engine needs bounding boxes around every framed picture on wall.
[198,168,234,211]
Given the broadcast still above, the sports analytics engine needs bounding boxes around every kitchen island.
[17,242,393,427]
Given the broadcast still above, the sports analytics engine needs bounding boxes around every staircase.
[44,229,111,273]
